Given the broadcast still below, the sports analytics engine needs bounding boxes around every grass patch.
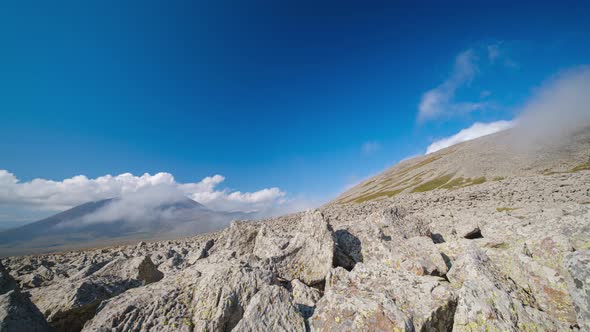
[543,158,590,175]
[471,177,487,185]
[492,176,505,181]
[496,207,519,212]
[572,159,590,172]
[397,155,441,177]
[440,177,469,189]
[353,188,406,203]
[411,174,454,193]
[439,176,487,189]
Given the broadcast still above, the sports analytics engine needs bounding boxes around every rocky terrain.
[0,169,588,331]
[1,128,589,331]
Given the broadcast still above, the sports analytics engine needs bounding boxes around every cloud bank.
[426,120,515,154]
[425,65,590,154]
[514,65,590,145]
[0,170,289,215]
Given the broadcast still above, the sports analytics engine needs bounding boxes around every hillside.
[335,127,590,204]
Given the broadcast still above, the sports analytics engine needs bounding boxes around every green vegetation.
[571,159,590,172]
[410,174,454,193]
[397,155,441,177]
[440,177,469,189]
[353,188,406,203]
[543,158,590,175]
[492,176,505,181]
[496,207,518,212]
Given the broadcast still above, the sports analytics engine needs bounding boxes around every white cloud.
[361,141,381,155]
[424,65,590,154]
[0,170,290,215]
[418,42,518,122]
[513,65,590,145]
[426,120,515,154]
[418,49,484,122]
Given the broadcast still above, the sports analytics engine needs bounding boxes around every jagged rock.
[290,279,321,319]
[0,290,53,332]
[254,210,334,285]
[83,261,276,332]
[221,220,260,257]
[368,207,432,240]
[335,219,447,277]
[453,218,482,239]
[564,249,590,331]
[0,262,51,332]
[93,256,163,284]
[311,263,456,331]
[233,285,306,332]
[28,256,162,332]
[186,239,214,265]
[448,244,566,331]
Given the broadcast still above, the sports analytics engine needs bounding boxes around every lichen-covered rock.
[29,256,162,332]
[0,262,51,332]
[290,279,321,319]
[448,244,567,331]
[368,207,432,240]
[334,219,447,276]
[221,220,260,258]
[94,256,163,284]
[83,260,276,332]
[254,210,334,285]
[564,249,590,331]
[311,263,456,331]
[233,285,306,332]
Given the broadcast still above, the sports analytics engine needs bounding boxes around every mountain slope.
[0,197,245,257]
[335,127,590,204]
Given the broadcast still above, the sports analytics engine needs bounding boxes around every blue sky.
[1,1,589,225]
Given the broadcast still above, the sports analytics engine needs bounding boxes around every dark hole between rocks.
[464,229,483,239]
[432,233,446,244]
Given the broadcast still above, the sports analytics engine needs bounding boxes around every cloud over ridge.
[0,170,287,215]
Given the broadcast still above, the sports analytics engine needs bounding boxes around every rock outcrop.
[0,262,51,332]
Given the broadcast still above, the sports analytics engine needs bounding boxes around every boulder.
[564,249,590,331]
[233,285,306,332]
[94,256,163,284]
[311,263,456,331]
[83,261,276,332]
[29,256,162,332]
[448,244,566,331]
[290,279,322,319]
[0,262,51,332]
[254,210,334,285]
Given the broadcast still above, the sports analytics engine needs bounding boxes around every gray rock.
[83,261,276,332]
[565,249,590,331]
[233,285,306,332]
[254,210,334,285]
[29,256,162,332]
[0,262,51,332]
[290,279,321,319]
[311,263,456,331]
[448,244,566,331]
